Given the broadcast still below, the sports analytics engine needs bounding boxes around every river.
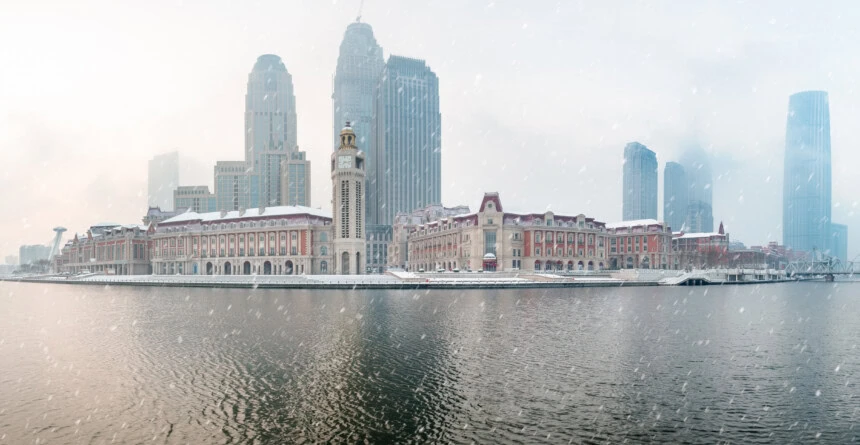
[0,281,857,443]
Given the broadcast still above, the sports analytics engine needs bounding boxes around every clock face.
[338,155,352,169]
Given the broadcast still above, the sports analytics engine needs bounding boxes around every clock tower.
[331,122,367,274]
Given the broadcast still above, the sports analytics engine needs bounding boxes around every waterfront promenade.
[2,268,800,289]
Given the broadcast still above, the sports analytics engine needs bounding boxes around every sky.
[2,0,860,261]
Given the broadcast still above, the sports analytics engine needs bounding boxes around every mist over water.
[1,282,858,443]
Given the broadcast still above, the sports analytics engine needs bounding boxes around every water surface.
[0,281,857,443]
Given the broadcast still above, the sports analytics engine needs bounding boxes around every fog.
[1,0,859,258]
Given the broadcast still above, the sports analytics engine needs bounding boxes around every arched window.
[321,261,328,273]
[321,246,328,255]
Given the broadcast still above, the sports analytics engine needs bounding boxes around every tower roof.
[253,54,287,72]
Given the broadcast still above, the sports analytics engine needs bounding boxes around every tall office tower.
[663,162,688,231]
[331,123,367,275]
[148,151,179,211]
[332,21,384,150]
[281,150,311,207]
[173,186,217,213]
[830,223,848,264]
[680,145,714,233]
[214,161,257,211]
[783,91,831,254]
[622,142,658,221]
[370,55,441,226]
[245,54,298,207]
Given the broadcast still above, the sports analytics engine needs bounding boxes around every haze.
[2,0,859,259]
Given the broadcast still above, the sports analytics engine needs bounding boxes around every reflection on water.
[0,282,858,443]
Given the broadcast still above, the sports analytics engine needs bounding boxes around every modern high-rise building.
[370,55,441,226]
[332,21,384,150]
[148,151,179,211]
[281,150,311,207]
[214,161,257,211]
[663,162,687,231]
[622,142,658,221]
[173,186,217,213]
[19,244,51,266]
[245,54,298,207]
[830,223,848,264]
[680,145,714,233]
[783,90,831,254]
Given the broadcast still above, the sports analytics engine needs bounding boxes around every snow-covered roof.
[160,206,331,225]
[605,219,661,229]
[676,232,725,239]
[112,224,148,231]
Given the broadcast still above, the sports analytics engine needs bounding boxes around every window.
[536,247,541,255]
[321,246,328,255]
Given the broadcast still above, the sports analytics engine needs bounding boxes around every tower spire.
[356,0,364,22]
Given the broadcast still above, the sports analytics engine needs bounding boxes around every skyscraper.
[830,223,848,264]
[663,162,687,231]
[245,54,298,207]
[148,151,179,211]
[332,21,384,150]
[370,55,441,226]
[622,142,658,221]
[680,145,714,233]
[281,150,311,207]
[214,161,256,211]
[783,90,831,254]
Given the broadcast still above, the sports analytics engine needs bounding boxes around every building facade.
[831,222,848,264]
[19,244,51,266]
[605,220,674,270]
[388,203,471,270]
[151,207,333,276]
[679,144,714,233]
[622,142,658,221]
[174,186,217,213]
[331,124,367,275]
[783,90,831,254]
[404,193,613,272]
[245,54,299,207]
[55,224,153,275]
[281,150,311,207]
[663,161,687,231]
[671,222,729,269]
[214,161,257,211]
[332,21,384,151]
[148,151,179,211]
[370,55,441,227]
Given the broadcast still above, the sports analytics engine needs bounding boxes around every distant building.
[19,244,51,266]
[663,162,687,231]
[404,192,614,272]
[370,55,441,227]
[54,224,153,275]
[680,144,714,233]
[622,142,658,221]
[366,224,391,273]
[148,151,179,211]
[831,223,848,264]
[214,161,256,211]
[672,222,729,269]
[281,150,311,207]
[605,220,674,270]
[388,203,471,270]
[142,207,181,225]
[333,21,384,150]
[245,54,299,207]
[4,255,18,265]
[173,186,216,213]
[783,91,831,254]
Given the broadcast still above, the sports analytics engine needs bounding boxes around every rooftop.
[606,219,662,229]
[160,206,331,225]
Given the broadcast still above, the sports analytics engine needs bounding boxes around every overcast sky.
[2,0,859,260]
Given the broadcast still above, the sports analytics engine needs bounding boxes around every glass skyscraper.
[663,162,687,231]
[148,151,179,211]
[370,55,441,226]
[680,145,714,233]
[245,54,298,207]
[332,22,384,151]
[622,142,658,221]
[783,90,831,254]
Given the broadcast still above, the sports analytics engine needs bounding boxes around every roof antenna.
[356,0,364,22]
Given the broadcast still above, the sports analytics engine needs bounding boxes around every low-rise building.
[671,222,729,269]
[55,224,153,275]
[388,203,471,270]
[404,193,612,272]
[151,206,333,276]
[605,219,675,269]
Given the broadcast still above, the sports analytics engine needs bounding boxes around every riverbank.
[0,268,803,289]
